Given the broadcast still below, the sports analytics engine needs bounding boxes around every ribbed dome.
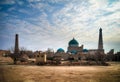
[69,38,79,46]
[57,48,65,53]
[83,49,88,52]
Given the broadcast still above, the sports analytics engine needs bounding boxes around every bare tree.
[9,46,30,64]
[8,46,14,53]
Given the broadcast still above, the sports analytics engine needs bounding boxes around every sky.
[0,0,120,53]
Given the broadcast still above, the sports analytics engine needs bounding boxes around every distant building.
[88,49,98,55]
[35,52,47,64]
[114,51,120,61]
[106,49,120,61]
[106,49,114,61]
[55,48,69,60]
[67,38,83,54]
[0,50,10,57]
[55,28,105,61]
[10,28,106,64]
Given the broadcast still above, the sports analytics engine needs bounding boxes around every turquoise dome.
[69,38,79,46]
[83,49,88,52]
[57,48,65,53]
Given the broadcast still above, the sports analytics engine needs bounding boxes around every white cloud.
[89,0,108,9]
[106,1,120,12]
[28,0,42,2]
[16,1,24,5]
[18,9,32,16]
[1,0,120,52]
[0,0,15,4]
[50,0,120,51]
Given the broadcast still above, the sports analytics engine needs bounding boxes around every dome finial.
[73,37,75,40]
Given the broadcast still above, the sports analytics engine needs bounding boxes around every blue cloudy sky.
[0,0,120,53]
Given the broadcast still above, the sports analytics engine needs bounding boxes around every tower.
[14,34,19,54]
[98,28,104,54]
[98,28,103,50]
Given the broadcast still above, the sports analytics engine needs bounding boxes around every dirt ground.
[0,62,120,82]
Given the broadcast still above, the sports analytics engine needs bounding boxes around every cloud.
[0,0,15,5]
[51,0,120,51]
[0,0,120,52]
[16,1,24,5]
[89,0,108,9]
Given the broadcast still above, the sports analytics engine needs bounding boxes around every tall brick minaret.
[98,28,103,50]
[14,34,19,54]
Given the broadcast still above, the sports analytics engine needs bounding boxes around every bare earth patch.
[0,62,120,82]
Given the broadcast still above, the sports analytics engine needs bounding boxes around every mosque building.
[67,38,83,54]
[55,28,104,60]
[55,38,87,60]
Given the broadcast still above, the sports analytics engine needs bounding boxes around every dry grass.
[0,62,120,82]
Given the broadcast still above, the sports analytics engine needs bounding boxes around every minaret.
[14,34,19,54]
[98,28,103,50]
